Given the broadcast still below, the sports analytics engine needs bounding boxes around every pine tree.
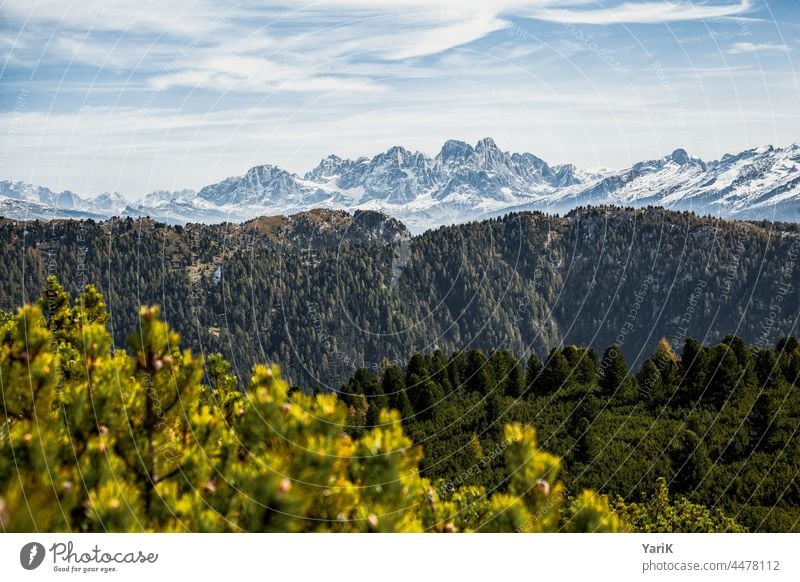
[680,338,707,404]
[525,352,543,396]
[705,344,742,407]
[381,365,406,410]
[503,355,525,398]
[465,349,491,395]
[599,345,636,402]
[537,348,571,395]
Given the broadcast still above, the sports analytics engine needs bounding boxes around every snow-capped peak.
[4,139,800,233]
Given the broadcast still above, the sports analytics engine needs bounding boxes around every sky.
[0,0,799,199]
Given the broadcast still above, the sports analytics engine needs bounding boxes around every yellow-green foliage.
[0,277,625,532]
[564,491,629,533]
[612,478,746,533]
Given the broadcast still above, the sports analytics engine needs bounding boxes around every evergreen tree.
[638,358,664,406]
[405,353,430,387]
[382,365,407,410]
[599,345,634,400]
[669,429,712,496]
[525,352,543,396]
[705,344,742,407]
[447,351,467,391]
[464,349,491,395]
[503,355,525,398]
[537,348,571,395]
[680,338,707,404]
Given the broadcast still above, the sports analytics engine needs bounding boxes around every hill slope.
[0,206,798,388]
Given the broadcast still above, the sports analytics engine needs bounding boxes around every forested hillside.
[0,206,798,390]
[338,339,800,532]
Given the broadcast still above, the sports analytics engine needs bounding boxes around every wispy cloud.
[522,1,752,25]
[726,41,791,55]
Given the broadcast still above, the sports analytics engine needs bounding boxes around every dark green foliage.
[599,344,636,402]
[1,207,798,392]
[525,352,543,396]
[464,350,491,395]
[563,346,599,386]
[341,338,800,532]
[680,337,707,404]
[382,365,406,408]
[638,358,664,405]
[537,348,571,394]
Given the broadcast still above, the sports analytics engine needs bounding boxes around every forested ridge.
[1,206,798,391]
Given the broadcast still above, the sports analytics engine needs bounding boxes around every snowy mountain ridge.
[3,138,800,232]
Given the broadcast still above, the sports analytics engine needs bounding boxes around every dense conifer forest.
[1,206,798,392]
[338,338,800,532]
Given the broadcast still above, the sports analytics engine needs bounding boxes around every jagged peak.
[437,139,476,164]
[304,154,351,181]
[670,148,691,165]
[475,137,499,151]
[381,145,411,159]
[246,163,282,173]
[439,139,473,153]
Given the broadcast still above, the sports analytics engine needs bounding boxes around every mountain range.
[3,138,800,232]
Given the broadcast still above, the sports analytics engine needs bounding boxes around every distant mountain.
[3,139,800,231]
[0,180,119,220]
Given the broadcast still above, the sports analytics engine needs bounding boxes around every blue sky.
[1,0,798,199]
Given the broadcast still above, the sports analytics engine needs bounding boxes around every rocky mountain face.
[3,139,800,231]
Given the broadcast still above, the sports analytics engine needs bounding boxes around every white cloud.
[726,42,791,55]
[378,13,509,60]
[522,1,752,25]
[0,0,227,37]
